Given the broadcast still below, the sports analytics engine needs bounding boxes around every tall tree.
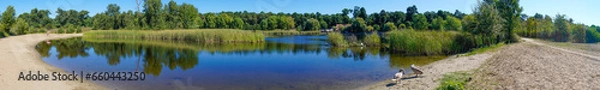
[144,0,163,30]
[1,6,16,34]
[412,14,428,30]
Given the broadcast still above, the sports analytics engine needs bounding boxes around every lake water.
[35,35,446,90]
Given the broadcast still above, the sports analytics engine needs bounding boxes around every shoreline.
[0,34,106,90]
[357,46,500,90]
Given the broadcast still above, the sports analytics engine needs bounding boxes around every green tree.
[216,14,233,28]
[204,13,217,28]
[180,3,199,29]
[412,14,428,30]
[1,6,16,34]
[431,17,446,30]
[351,18,367,32]
[10,18,28,35]
[445,16,462,31]
[303,18,320,31]
[382,22,397,31]
[144,0,164,30]
[553,14,570,42]
[232,18,245,29]
[490,0,523,43]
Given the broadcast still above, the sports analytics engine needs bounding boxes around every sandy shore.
[0,34,106,90]
[360,38,600,90]
[357,47,498,90]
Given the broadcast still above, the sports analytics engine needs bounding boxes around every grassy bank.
[83,29,264,43]
[386,30,460,55]
[257,30,322,36]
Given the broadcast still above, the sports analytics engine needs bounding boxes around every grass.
[257,30,322,36]
[386,30,460,55]
[327,32,348,47]
[436,71,473,90]
[82,37,265,53]
[83,29,265,43]
[466,42,505,56]
[363,33,381,46]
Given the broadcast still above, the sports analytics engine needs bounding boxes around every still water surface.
[36,35,446,90]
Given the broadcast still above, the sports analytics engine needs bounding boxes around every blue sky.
[0,0,597,25]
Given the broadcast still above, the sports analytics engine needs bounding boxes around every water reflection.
[35,36,447,90]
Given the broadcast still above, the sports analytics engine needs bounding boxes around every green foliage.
[9,18,28,35]
[83,29,265,43]
[412,14,429,30]
[436,71,472,90]
[382,22,397,32]
[57,28,65,34]
[387,30,459,55]
[431,17,446,31]
[570,23,586,43]
[144,0,164,30]
[363,33,381,46]
[1,5,16,33]
[553,14,570,42]
[327,32,347,47]
[351,18,367,32]
[304,18,320,31]
[258,30,322,36]
[232,18,245,29]
[445,16,462,31]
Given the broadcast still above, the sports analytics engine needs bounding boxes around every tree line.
[0,0,598,44]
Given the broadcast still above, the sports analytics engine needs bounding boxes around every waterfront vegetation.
[83,29,264,43]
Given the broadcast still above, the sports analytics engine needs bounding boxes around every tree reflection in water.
[36,37,446,77]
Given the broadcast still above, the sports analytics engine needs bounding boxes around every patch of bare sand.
[468,38,600,89]
[357,50,497,90]
[0,34,106,90]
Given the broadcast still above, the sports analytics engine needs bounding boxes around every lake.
[35,35,446,90]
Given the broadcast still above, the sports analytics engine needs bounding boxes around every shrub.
[363,33,381,46]
[436,72,472,90]
[327,32,347,47]
[57,28,65,34]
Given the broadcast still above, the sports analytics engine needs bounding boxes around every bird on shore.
[411,64,423,77]
[392,69,404,84]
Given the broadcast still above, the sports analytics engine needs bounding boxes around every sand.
[0,34,106,90]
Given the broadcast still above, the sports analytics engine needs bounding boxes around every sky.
[0,0,597,25]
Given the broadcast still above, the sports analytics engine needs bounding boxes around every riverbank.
[357,46,499,90]
[0,34,106,89]
[360,38,600,90]
[467,38,600,89]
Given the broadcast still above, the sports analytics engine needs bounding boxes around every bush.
[57,28,65,34]
[387,30,459,55]
[436,72,472,90]
[327,32,347,47]
[363,33,380,46]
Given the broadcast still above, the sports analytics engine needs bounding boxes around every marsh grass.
[83,29,264,43]
[363,33,381,47]
[258,30,322,36]
[327,32,348,47]
[386,30,460,55]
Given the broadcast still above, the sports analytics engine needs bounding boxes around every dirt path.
[358,49,497,90]
[469,38,600,89]
[0,34,106,90]
[360,38,600,90]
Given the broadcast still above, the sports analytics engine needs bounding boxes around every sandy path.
[469,38,600,89]
[0,34,106,90]
[358,49,497,90]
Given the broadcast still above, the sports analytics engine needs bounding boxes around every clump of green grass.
[386,30,459,55]
[327,32,348,47]
[363,33,381,46]
[436,71,472,90]
[83,29,264,43]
